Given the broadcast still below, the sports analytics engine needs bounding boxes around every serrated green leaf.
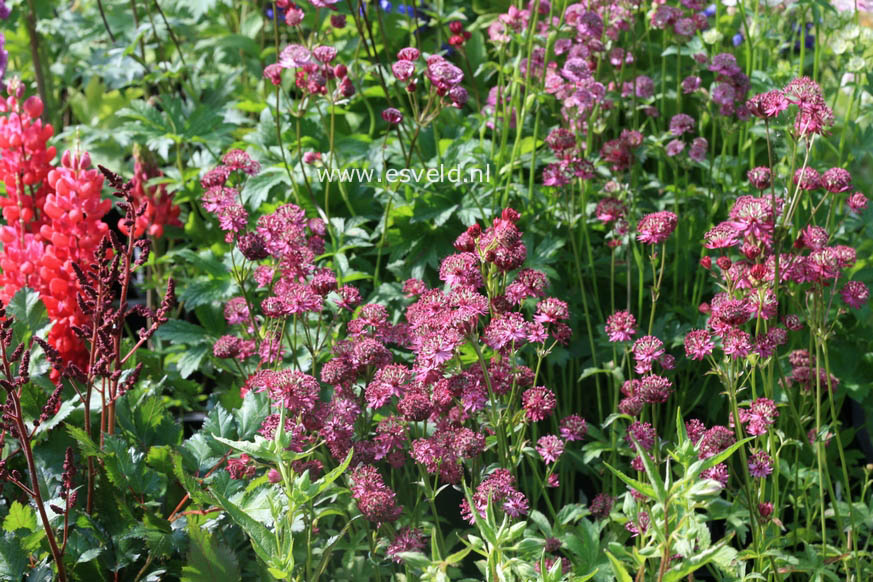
[0,532,29,580]
[235,392,270,440]
[156,320,212,345]
[3,502,36,533]
[181,519,240,582]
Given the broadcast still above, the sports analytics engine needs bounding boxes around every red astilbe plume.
[118,145,181,239]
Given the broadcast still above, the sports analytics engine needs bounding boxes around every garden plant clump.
[1,0,873,580]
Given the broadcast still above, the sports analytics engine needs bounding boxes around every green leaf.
[7,288,52,347]
[311,448,353,498]
[602,462,656,499]
[181,519,241,582]
[605,550,633,582]
[235,392,270,440]
[208,488,275,564]
[117,396,183,447]
[242,166,291,210]
[0,532,29,580]
[3,502,37,533]
[156,320,212,345]
[212,435,279,463]
[179,278,236,309]
[202,405,238,442]
[698,436,755,474]
[175,343,210,379]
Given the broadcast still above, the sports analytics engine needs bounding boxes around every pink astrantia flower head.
[559,415,588,441]
[536,435,565,463]
[748,450,773,478]
[637,211,678,244]
[605,310,637,342]
[847,192,868,213]
[841,280,869,309]
[522,386,557,422]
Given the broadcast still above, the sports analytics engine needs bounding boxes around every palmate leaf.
[181,518,240,582]
[208,487,275,565]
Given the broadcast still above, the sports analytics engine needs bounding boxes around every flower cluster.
[0,89,111,376]
[118,146,181,239]
[264,43,355,100]
[459,468,529,523]
[349,465,402,524]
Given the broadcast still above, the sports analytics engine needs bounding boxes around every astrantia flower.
[747,89,788,118]
[460,468,529,523]
[841,280,869,309]
[632,335,664,373]
[350,465,402,524]
[689,137,708,162]
[748,450,773,478]
[666,139,685,157]
[224,297,250,326]
[684,329,714,360]
[636,211,678,244]
[637,374,673,404]
[704,222,740,249]
[625,421,656,450]
[506,269,548,304]
[381,108,403,124]
[536,435,565,463]
[681,75,701,94]
[701,463,729,487]
[594,197,626,223]
[738,398,778,436]
[820,167,852,193]
[722,327,752,359]
[559,414,588,441]
[793,167,821,190]
[483,312,528,350]
[847,192,868,213]
[626,512,650,537]
[698,426,735,459]
[522,386,557,422]
[589,493,614,519]
[545,128,576,153]
[387,528,426,563]
[747,167,771,190]
[669,113,695,136]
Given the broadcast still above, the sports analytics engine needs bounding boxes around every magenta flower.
[748,451,773,478]
[387,528,426,563]
[559,414,588,441]
[536,435,565,463]
[684,329,714,360]
[841,280,869,309]
[522,386,557,422]
[381,107,404,125]
[848,192,868,213]
[738,398,778,436]
[632,335,664,373]
[636,211,678,244]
